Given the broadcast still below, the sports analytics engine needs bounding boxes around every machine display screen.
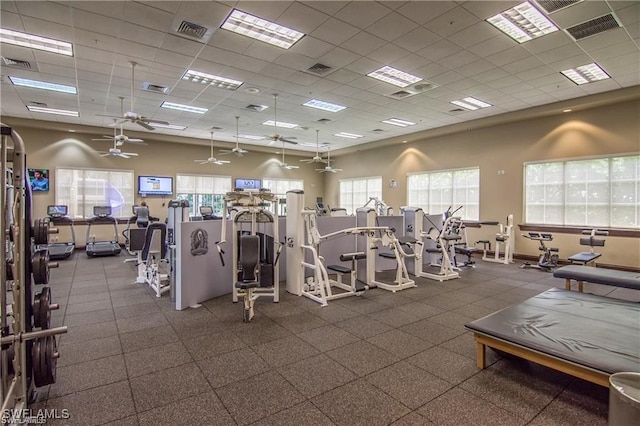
[235,178,261,190]
[47,205,67,216]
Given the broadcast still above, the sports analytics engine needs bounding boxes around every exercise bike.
[520,232,559,271]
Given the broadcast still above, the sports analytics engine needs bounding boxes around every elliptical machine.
[520,232,559,271]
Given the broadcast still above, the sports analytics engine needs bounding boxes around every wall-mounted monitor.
[47,205,67,216]
[235,178,261,190]
[138,176,173,196]
[28,168,50,192]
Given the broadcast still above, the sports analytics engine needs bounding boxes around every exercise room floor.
[36,253,639,425]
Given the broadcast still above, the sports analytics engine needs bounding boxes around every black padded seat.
[236,281,259,290]
[236,235,260,290]
[553,265,640,290]
[568,252,601,264]
[327,264,351,274]
[339,253,366,262]
[455,246,478,255]
[379,252,396,259]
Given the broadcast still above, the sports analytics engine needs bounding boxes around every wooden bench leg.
[565,278,571,290]
[477,342,486,369]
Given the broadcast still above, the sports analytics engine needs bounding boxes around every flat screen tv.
[28,168,50,192]
[138,175,173,196]
[235,178,261,190]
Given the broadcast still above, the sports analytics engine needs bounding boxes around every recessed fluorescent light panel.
[182,70,243,90]
[303,99,347,112]
[238,134,265,140]
[149,123,187,130]
[0,28,73,56]
[487,2,558,43]
[262,120,298,129]
[160,102,208,114]
[561,63,610,85]
[334,132,363,139]
[382,118,416,127]
[221,9,305,49]
[367,66,422,88]
[27,106,78,116]
[450,97,493,111]
[9,76,76,94]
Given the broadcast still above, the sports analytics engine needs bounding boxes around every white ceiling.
[1,1,638,153]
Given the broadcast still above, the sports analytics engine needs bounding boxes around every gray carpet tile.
[119,324,180,353]
[124,341,193,378]
[334,315,394,339]
[251,335,320,368]
[400,318,466,345]
[407,346,480,385]
[366,329,434,359]
[182,330,247,360]
[251,401,334,426]
[277,353,357,398]
[296,324,360,352]
[137,391,234,426]
[391,411,435,425]
[48,354,128,398]
[326,340,400,377]
[196,347,271,388]
[57,335,122,367]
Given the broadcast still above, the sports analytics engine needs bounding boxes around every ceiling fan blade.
[91,137,111,141]
[136,121,155,130]
[145,119,168,125]
[300,159,313,163]
[127,140,147,145]
[280,137,298,145]
[194,159,208,164]
[99,152,110,157]
[123,152,138,157]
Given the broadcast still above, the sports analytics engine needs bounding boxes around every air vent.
[170,16,214,43]
[306,63,333,75]
[317,118,332,123]
[566,14,620,40]
[385,81,439,100]
[142,82,169,94]
[245,104,268,112]
[2,57,34,70]
[535,0,582,14]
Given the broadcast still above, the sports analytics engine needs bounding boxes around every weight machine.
[402,207,459,282]
[132,223,170,297]
[477,215,514,264]
[521,232,559,271]
[362,197,393,216]
[220,189,282,322]
[2,125,66,420]
[568,229,608,266]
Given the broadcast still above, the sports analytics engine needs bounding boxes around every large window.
[176,174,232,217]
[56,168,135,218]
[262,178,303,215]
[407,168,479,220]
[339,177,382,215]
[525,155,639,228]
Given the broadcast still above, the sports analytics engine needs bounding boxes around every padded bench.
[466,288,640,387]
[553,265,640,292]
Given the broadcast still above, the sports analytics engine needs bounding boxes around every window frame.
[339,176,383,215]
[175,173,232,217]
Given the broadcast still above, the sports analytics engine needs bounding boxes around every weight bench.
[553,265,640,293]
[568,229,607,266]
[327,252,367,293]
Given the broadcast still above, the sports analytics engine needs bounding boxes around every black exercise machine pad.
[465,288,640,374]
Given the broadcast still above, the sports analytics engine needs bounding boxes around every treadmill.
[86,205,121,257]
[46,205,75,259]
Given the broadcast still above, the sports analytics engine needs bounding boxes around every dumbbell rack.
[1,125,66,419]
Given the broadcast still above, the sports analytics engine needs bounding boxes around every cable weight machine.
[1,125,66,419]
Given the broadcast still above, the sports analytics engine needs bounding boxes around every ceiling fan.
[267,94,297,146]
[279,139,299,170]
[194,132,230,165]
[92,98,146,146]
[219,116,249,157]
[301,130,328,164]
[98,62,169,130]
[95,127,139,159]
[316,148,342,173]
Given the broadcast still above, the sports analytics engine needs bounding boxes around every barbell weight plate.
[32,249,50,285]
[32,338,45,387]
[33,290,42,328]
[46,335,57,384]
[40,287,51,329]
[33,218,49,246]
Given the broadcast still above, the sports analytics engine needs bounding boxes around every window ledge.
[519,224,639,238]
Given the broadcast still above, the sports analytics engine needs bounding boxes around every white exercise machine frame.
[402,207,459,282]
[480,214,514,264]
[134,223,170,297]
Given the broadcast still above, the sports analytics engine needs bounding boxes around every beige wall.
[6,97,639,267]
[324,99,640,268]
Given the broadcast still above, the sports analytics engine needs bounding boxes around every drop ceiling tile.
[287,71,320,86]
[368,43,411,64]
[393,26,442,52]
[365,11,418,42]
[311,17,360,45]
[577,28,633,51]
[74,45,115,64]
[474,67,511,83]
[72,29,120,52]
[63,1,126,20]
[521,31,573,55]
[0,10,24,30]
[174,1,231,27]
[485,45,530,67]
[467,34,514,58]
[547,54,594,72]
[431,70,466,86]
[425,6,481,38]
[535,43,588,63]
[118,40,158,62]
[21,16,73,41]
[487,75,524,89]
[413,62,450,79]
[342,31,388,56]
[519,66,562,83]
[121,1,174,31]
[0,1,18,13]
[302,1,349,16]
[320,47,361,69]
[347,76,383,91]
[502,56,547,74]
[120,22,166,49]
[160,34,206,56]
[234,1,292,21]
[438,50,481,69]
[418,39,465,64]
[136,1,181,14]
[260,63,298,80]
[396,1,457,25]
[70,9,123,35]
[15,1,72,25]
[278,2,330,34]
[448,21,499,49]
[461,1,519,20]
[456,59,496,78]
[334,1,391,29]
[391,54,432,73]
